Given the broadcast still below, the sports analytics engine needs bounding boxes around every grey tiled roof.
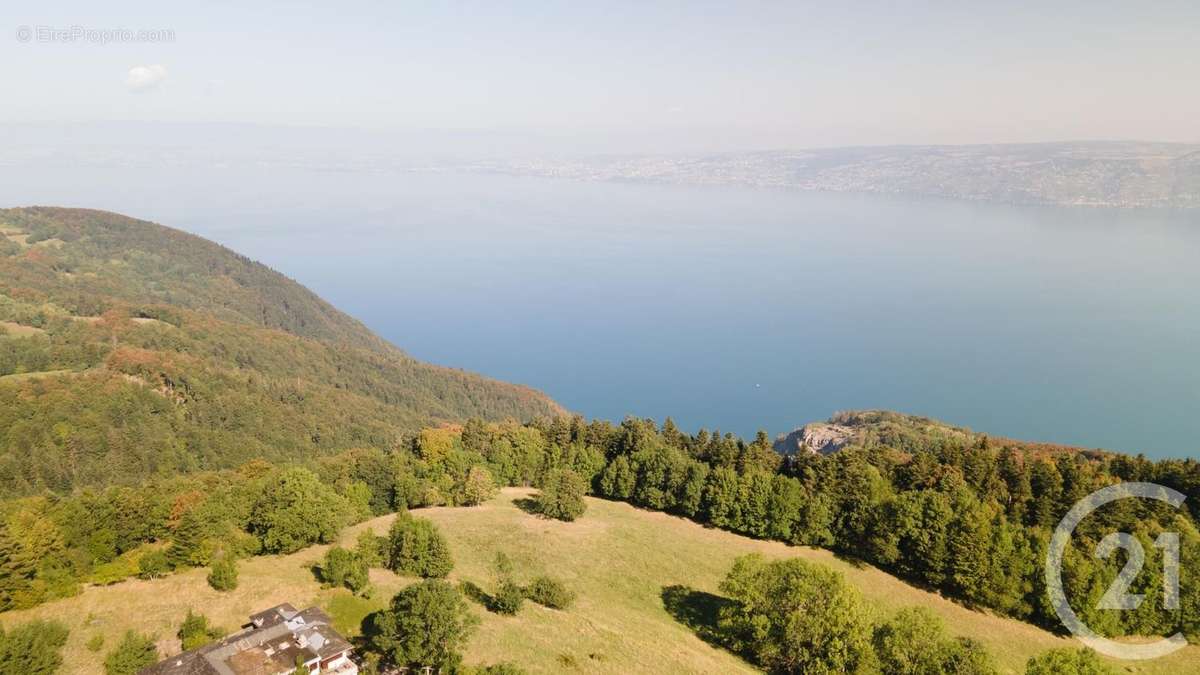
[140,603,352,675]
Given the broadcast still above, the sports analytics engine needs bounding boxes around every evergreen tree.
[0,619,70,675]
[207,557,238,592]
[104,631,158,675]
[534,469,587,522]
[166,510,205,569]
[0,523,35,611]
[178,609,222,651]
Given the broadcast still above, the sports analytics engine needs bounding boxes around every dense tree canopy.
[717,554,874,674]
[249,467,350,554]
[370,580,479,671]
[0,207,563,497]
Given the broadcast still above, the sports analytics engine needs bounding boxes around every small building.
[141,603,357,675]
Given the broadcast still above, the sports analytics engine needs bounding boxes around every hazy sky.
[4,1,1199,152]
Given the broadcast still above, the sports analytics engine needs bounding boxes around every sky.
[3,1,1200,153]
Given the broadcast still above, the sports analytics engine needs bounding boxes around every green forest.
[0,207,562,493]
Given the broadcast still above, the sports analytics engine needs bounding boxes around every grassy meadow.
[2,488,1197,674]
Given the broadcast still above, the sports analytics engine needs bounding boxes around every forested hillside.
[0,207,563,494]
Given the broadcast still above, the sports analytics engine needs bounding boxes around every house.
[140,603,358,675]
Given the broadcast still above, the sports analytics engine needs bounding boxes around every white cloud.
[125,65,168,93]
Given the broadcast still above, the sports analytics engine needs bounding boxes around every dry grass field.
[2,488,1197,673]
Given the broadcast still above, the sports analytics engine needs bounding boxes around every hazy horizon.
[5,2,1200,155]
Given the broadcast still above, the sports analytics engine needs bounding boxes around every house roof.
[140,604,352,675]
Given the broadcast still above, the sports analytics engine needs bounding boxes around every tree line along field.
[4,413,1200,672]
[7,488,1197,675]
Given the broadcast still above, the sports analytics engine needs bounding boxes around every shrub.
[369,580,479,672]
[387,513,453,578]
[89,550,142,586]
[1026,648,1114,675]
[86,634,105,653]
[207,557,238,591]
[492,580,525,615]
[355,530,387,568]
[525,576,576,610]
[486,552,522,615]
[178,609,224,651]
[137,549,170,580]
[535,469,587,522]
[104,631,158,675]
[322,546,370,594]
[0,619,69,674]
[874,607,996,674]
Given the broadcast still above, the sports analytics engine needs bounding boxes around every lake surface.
[3,165,1199,458]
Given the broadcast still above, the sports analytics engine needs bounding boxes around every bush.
[355,530,388,568]
[369,580,479,672]
[874,607,996,674]
[207,557,239,591]
[178,609,224,651]
[322,546,370,594]
[492,580,525,615]
[104,631,158,675]
[86,634,105,653]
[488,552,523,615]
[525,576,576,610]
[1026,648,1114,675]
[137,549,170,580]
[535,469,587,522]
[386,513,454,578]
[90,549,142,586]
[0,619,69,674]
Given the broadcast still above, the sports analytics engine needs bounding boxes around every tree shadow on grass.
[660,585,735,649]
[459,580,498,611]
[350,609,384,655]
[831,550,869,569]
[513,497,541,516]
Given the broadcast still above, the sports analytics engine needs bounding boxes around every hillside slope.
[0,207,564,494]
[3,490,1195,674]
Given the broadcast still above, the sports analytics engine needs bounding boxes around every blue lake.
[4,165,1199,457]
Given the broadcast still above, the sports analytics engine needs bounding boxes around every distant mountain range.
[477,141,1200,209]
[5,124,1196,209]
